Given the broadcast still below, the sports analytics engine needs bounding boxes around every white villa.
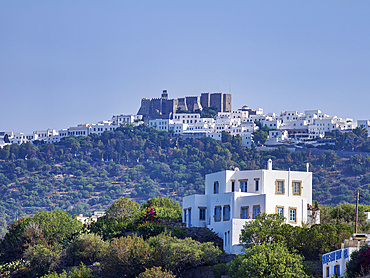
[182,159,313,254]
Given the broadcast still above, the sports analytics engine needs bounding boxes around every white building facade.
[182,159,313,254]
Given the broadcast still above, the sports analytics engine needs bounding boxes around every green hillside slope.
[1,125,370,232]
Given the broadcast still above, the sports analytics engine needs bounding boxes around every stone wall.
[158,218,185,227]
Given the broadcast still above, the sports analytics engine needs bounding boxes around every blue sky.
[1,1,370,133]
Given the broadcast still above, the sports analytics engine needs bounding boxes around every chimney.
[267,159,272,170]
[306,163,309,172]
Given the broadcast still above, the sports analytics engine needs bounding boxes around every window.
[239,180,248,192]
[199,207,206,221]
[223,205,230,221]
[276,206,284,216]
[326,266,330,278]
[183,209,187,223]
[241,206,249,219]
[253,205,260,219]
[254,179,259,191]
[275,180,284,194]
[188,208,192,227]
[293,181,301,195]
[231,181,235,192]
[214,206,221,222]
[214,182,219,194]
[334,264,340,276]
[289,207,297,223]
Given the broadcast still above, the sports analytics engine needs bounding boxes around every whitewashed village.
[2,90,370,278]
[2,90,369,148]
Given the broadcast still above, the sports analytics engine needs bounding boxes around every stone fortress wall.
[138,90,232,123]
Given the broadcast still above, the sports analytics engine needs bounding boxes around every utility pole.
[355,190,359,233]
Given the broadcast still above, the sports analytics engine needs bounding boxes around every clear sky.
[1,1,370,134]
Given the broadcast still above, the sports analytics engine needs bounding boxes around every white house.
[182,159,313,254]
[322,233,370,278]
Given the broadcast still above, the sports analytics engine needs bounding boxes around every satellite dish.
[235,167,240,171]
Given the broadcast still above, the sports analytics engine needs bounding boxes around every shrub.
[228,242,308,278]
[137,266,175,278]
[67,233,108,265]
[100,235,152,278]
[346,245,370,278]
[137,223,166,240]
[0,259,29,277]
[212,263,228,278]
[24,244,63,276]
[169,226,189,239]
[147,234,221,274]
[41,263,94,278]
[142,198,182,220]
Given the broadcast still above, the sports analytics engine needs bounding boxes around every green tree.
[228,242,308,278]
[100,235,153,278]
[252,129,268,146]
[31,210,83,244]
[141,197,182,220]
[24,244,63,277]
[240,213,285,248]
[67,233,108,265]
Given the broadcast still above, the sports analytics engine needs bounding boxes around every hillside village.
[2,90,370,149]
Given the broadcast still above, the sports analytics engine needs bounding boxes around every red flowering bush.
[346,245,370,278]
[138,204,159,224]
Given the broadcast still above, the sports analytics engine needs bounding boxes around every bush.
[170,226,189,239]
[100,233,222,277]
[24,244,63,276]
[346,245,370,278]
[228,242,308,278]
[137,266,175,278]
[100,235,152,278]
[137,223,166,240]
[142,198,182,220]
[67,233,108,265]
[212,263,228,278]
[41,263,94,278]
[147,233,221,274]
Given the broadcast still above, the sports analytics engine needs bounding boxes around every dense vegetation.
[0,197,220,278]
[2,125,370,233]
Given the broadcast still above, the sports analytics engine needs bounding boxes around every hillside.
[1,125,370,233]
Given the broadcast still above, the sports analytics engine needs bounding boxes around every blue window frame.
[241,207,249,219]
[215,207,221,221]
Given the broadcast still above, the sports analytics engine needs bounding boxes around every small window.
[214,182,219,194]
[215,206,221,222]
[289,208,297,223]
[276,206,284,216]
[326,266,330,278]
[276,180,284,194]
[255,179,259,191]
[240,180,248,192]
[223,205,230,221]
[334,265,340,275]
[253,205,260,219]
[231,181,235,192]
[293,181,301,195]
[199,208,206,221]
[241,207,249,219]
[183,209,187,223]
